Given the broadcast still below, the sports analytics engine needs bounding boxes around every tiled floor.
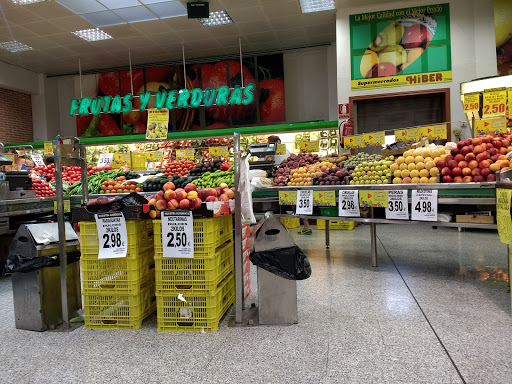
[0,223,511,384]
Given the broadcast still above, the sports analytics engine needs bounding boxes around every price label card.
[145,151,163,162]
[53,200,71,214]
[411,189,438,222]
[338,190,360,217]
[177,149,195,160]
[343,136,355,149]
[112,153,130,169]
[209,147,229,158]
[482,88,507,117]
[363,133,372,147]
[373,131,385,146]
[162,211,194,258]
[31,154,45,167]
[406,128,419,142]
[299,141,319,152]
[354,135,364,149]
[395,129,407,142]
[433,124,447,140]
[95,212,128,259]
[275,144,287,155]
[359,190,388,207]
[97,153,113,167]
[313,191,336,206]
[296,190,313,215]
[278,191,297,205]
[463,93,480,113]
[44,141,53,154]
[509,89,512,117]
[386,190,409,220]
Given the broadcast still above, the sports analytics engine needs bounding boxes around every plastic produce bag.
[248,169,267,181]
[250,246,311,280]
[240,156,256,224]
[5,251,81,274]
[250,177,273,192]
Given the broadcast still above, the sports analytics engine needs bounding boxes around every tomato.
[259,79,285,123]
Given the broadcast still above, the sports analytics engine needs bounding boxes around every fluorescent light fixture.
[299,0,335,13]
[0,40,33,52]
[72,28,113,42]
[11,0,48,4]
[199,11,233,27]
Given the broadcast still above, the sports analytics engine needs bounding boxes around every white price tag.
[386,190,409,220]
[162,211,194,258]
[338,190,360,217]
[95,212,128,259]
[31,154,45,167]
[411,190,438,222]
[296,190,313,215]
[97,153,114,167]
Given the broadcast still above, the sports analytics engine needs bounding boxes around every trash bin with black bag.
[249,213,311,325]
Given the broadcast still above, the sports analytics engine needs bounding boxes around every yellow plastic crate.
[155,241,233,294]
[156,273,234,332]
[80,220,154,259]
[81,249,155,294]
[280,217,300,229]
[317,220,356,230]
[153,215,233,257]
[84,283,156,330]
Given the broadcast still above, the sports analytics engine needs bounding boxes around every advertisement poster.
[75,54,285,138]
[146,110,169,139]
[495,0,512,75]
[350,3,451,90]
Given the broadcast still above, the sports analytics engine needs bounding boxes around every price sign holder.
[97,153,113,168]
[411,189,438,222]
[161,211,194,258]
[95,212,128,259]
[386,190,409,220]
[296,190,313,215]
[338,190,360,217]
[32,154,45,167]
[313,191,336,206]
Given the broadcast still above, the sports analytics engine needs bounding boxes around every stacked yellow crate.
[79,219,156,329]
[152,214,234,332]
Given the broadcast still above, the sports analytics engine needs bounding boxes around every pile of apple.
[439,135,511,183]
[147,181,235,216]
[273,153,321,186]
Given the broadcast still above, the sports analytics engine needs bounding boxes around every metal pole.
[238,37,244,89]
[325,219,330,249]
[233,132,243,323]
[78,58,83,99]
[370,207,378,267]
[182,44,187,90]
[129,50,134,95]
[54,139,69,329]
[79,144,88,204]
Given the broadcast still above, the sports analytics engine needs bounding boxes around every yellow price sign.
[298,141,320,152]
[145,151,163,162]
[359,190,388,208]
[177,148,195,160]
[313,191,336,206]
[354,135,364,148]
[395,129,407,142]
[482,88,507,117]
[278,191,297,205]
[406,128,419,142]
[53,200,71,214]
[112,153,130,169]
[509,89,512,116]
[475,117,507,135]
[343,136,355,149]
[496,189,512,244]
[363,133,372,147]
[463,93,480,113]
[421,124,448,140]
[275,144,287,155]
[3,154,15,166]
[209,147,229,158]
[44,141,54,154]
[373,131,385,146]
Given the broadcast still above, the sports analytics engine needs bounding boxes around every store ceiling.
[0,0,337,76]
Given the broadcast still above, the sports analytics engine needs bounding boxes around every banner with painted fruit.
[75,54,285,138]
[350,3,452,90]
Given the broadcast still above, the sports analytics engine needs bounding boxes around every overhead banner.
[350,3,452,90]
[494,0,512,75]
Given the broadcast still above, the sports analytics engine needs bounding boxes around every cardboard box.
[455,215,495,224]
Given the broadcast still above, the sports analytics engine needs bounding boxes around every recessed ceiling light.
[72,28,113,42]
[11,0,48,4]
[0,40,33,52]
[199,11,233,27]
[299,0,335,13]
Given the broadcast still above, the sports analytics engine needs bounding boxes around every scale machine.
[248,142,277,176]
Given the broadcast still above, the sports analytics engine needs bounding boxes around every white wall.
[336,0,497,140]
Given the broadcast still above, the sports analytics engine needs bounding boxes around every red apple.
[205,196,218,202]
[468,160,479,169]
[184,183,197,193]
[487,148,498,156]
[373,62,398,77]
[473,145,485,154]
[486,174,496,181]
[458,161,468,169]
[499,147,508,154]
[453,176,463,183]
[224,189,235,199]
[190,197,202,209]
[482,135,492,143]
[402,24,432,49]
[460,146,472,156]
[163,182,175,191]
[445,155,454,162]
[462,176,473,182]
[442,175,453,183]
[219,193,230,202]
[454,154,465,163]
[469,145,475,152]
[491,155,500,163]
[457,141,466,150]
[451,148,461,157]
[485,143,493,150]
[465,153,476,162]
[472,137,482,145]
[481,168,492,178]
[476,152,490,162]
[155,199,167,211]
[167,201,176,210]
[206,188,217,198]
[451,167,462,176]
[156,190,165,200]
[169,199,180,209]
[502,139,510,147]
[493,140,502,149]
[462,167,473,176]
[447,160,458,169]
[437,160,447,170]
[215,187,223,196]
[473,175,484,182]
[164,189,176,201]
[479,160,491,169]
[471,167,481,176]
[441,167,452,176]
[175,190,188,201]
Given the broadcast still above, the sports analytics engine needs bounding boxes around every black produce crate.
[72,205,144,222]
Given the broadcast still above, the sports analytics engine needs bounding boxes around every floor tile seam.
[375,234,468,384]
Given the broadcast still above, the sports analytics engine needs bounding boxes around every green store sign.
[69,84,256,116]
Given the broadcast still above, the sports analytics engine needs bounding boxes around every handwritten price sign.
[463,93,480,113]
[482,88,506,118]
